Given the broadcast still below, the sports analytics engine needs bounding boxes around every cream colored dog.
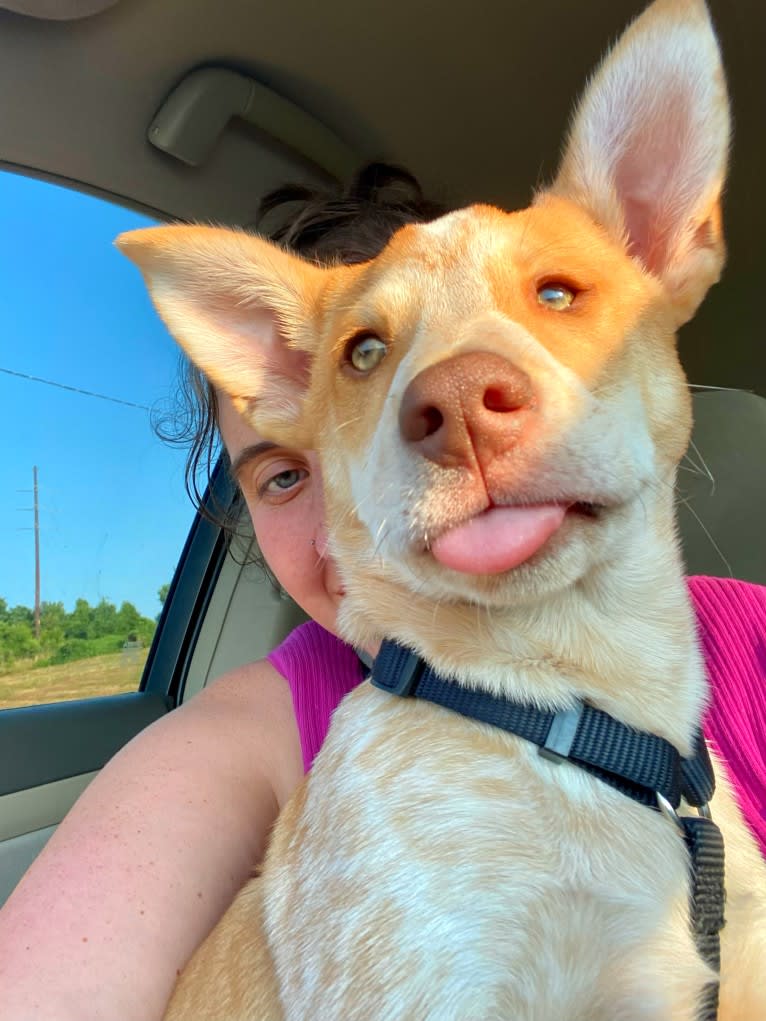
[120,1,766,1017]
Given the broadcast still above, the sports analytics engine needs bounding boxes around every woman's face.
[216,393,344,636]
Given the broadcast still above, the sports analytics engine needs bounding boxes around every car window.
[0,172,198,709]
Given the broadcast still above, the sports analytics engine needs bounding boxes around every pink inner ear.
[613,81,712,276]
[264,345,312,412]
[257,314,312,395]
[210,304,313,420]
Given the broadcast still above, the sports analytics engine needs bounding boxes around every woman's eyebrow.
[229,441,278,479]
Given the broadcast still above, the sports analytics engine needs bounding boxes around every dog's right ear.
[117,225,326,445]
[548,0,730,327]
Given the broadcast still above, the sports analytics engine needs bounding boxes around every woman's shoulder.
[199,623,352,702]
[196,656,304,804]
[202,653,294,698]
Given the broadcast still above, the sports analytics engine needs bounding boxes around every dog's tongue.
[430,504,566,575]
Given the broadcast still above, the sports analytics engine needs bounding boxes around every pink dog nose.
[399,351,534,468]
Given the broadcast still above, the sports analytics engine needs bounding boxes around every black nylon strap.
[683,816,726,1021]
[372,639,684,809]
[682,730,716,807]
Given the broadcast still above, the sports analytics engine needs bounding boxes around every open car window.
[0,171,195,709]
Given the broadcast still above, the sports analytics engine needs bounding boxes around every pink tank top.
[268,576,766,857]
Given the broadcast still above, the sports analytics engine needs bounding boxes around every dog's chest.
[263,685,705,1020]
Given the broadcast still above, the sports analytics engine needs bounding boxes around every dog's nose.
[398,351,534,468]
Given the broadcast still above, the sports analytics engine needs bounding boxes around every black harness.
[370,639,726,1020]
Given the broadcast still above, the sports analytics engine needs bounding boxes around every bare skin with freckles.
[118,2,766,1019]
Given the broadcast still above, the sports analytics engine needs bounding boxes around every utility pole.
[33,466,41,640]
[16,469,43,637]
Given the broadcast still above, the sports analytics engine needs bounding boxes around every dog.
[119,0,766,1017]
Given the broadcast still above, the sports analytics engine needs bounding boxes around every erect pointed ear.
[117,225,327,445]
[547,0,730,326]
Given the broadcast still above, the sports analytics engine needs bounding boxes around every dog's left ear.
[117,225,327,446]
[548,0,730,326]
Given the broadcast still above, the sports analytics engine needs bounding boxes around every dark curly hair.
[152,163,447,560]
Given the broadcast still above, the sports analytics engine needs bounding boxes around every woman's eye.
[262,467,308,495]
[345,333,387,373]
[537,283,576,310]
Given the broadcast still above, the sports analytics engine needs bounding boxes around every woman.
[0,166,763,1021]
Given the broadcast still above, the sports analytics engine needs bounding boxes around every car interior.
[0,0,764,908]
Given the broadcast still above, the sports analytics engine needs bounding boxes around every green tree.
[0,621,37,667]
[90,599,119,638]
[117,601,143,638]
[65,598,92,639]
[40,601,66,632]
[39,601,67,654]
[7,604,33,627]
[158,583,170,607]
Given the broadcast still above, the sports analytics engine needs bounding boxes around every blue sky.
[1,172,205,619]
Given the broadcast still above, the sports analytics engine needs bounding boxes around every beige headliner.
[0,0,763,393]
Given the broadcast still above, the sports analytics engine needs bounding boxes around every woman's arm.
[0,660,303,1021]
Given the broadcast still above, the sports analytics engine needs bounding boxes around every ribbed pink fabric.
[268,577,765,857]
[690,577,766,857]
[267,621,363,774]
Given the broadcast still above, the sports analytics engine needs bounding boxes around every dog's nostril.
[398,400,441,445]
[422,406,443,438]
[483,381,530,413]
[484,387,510,412]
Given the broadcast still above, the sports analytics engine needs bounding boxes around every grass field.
[0,649,150,710]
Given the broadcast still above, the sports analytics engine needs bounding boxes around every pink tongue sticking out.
[430,504,567,575]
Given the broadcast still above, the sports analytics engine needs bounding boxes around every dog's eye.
[346,334,387,373]
[537,283,576,310]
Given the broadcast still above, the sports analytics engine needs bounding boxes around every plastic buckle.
[539,704,584,764]
[370,642,423,698]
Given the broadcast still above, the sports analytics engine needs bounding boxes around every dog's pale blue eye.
[348,335,387,373]
[537,284,575,310]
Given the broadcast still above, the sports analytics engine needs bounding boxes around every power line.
[0,366,151,411]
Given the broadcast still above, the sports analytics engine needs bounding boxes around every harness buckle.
[370,642,423,697]
[539,703,584,764]
[656,792,683,828]
[656,792,713,829]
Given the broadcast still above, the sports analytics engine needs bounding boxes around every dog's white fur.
[120,1,766,1017]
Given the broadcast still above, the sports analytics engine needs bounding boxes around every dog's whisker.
[685,438,715,490]
[687,382,754,394]
[335,414,364,433]
[674,495,733,577]
[677,459,708,480]
[373,518,389,553]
